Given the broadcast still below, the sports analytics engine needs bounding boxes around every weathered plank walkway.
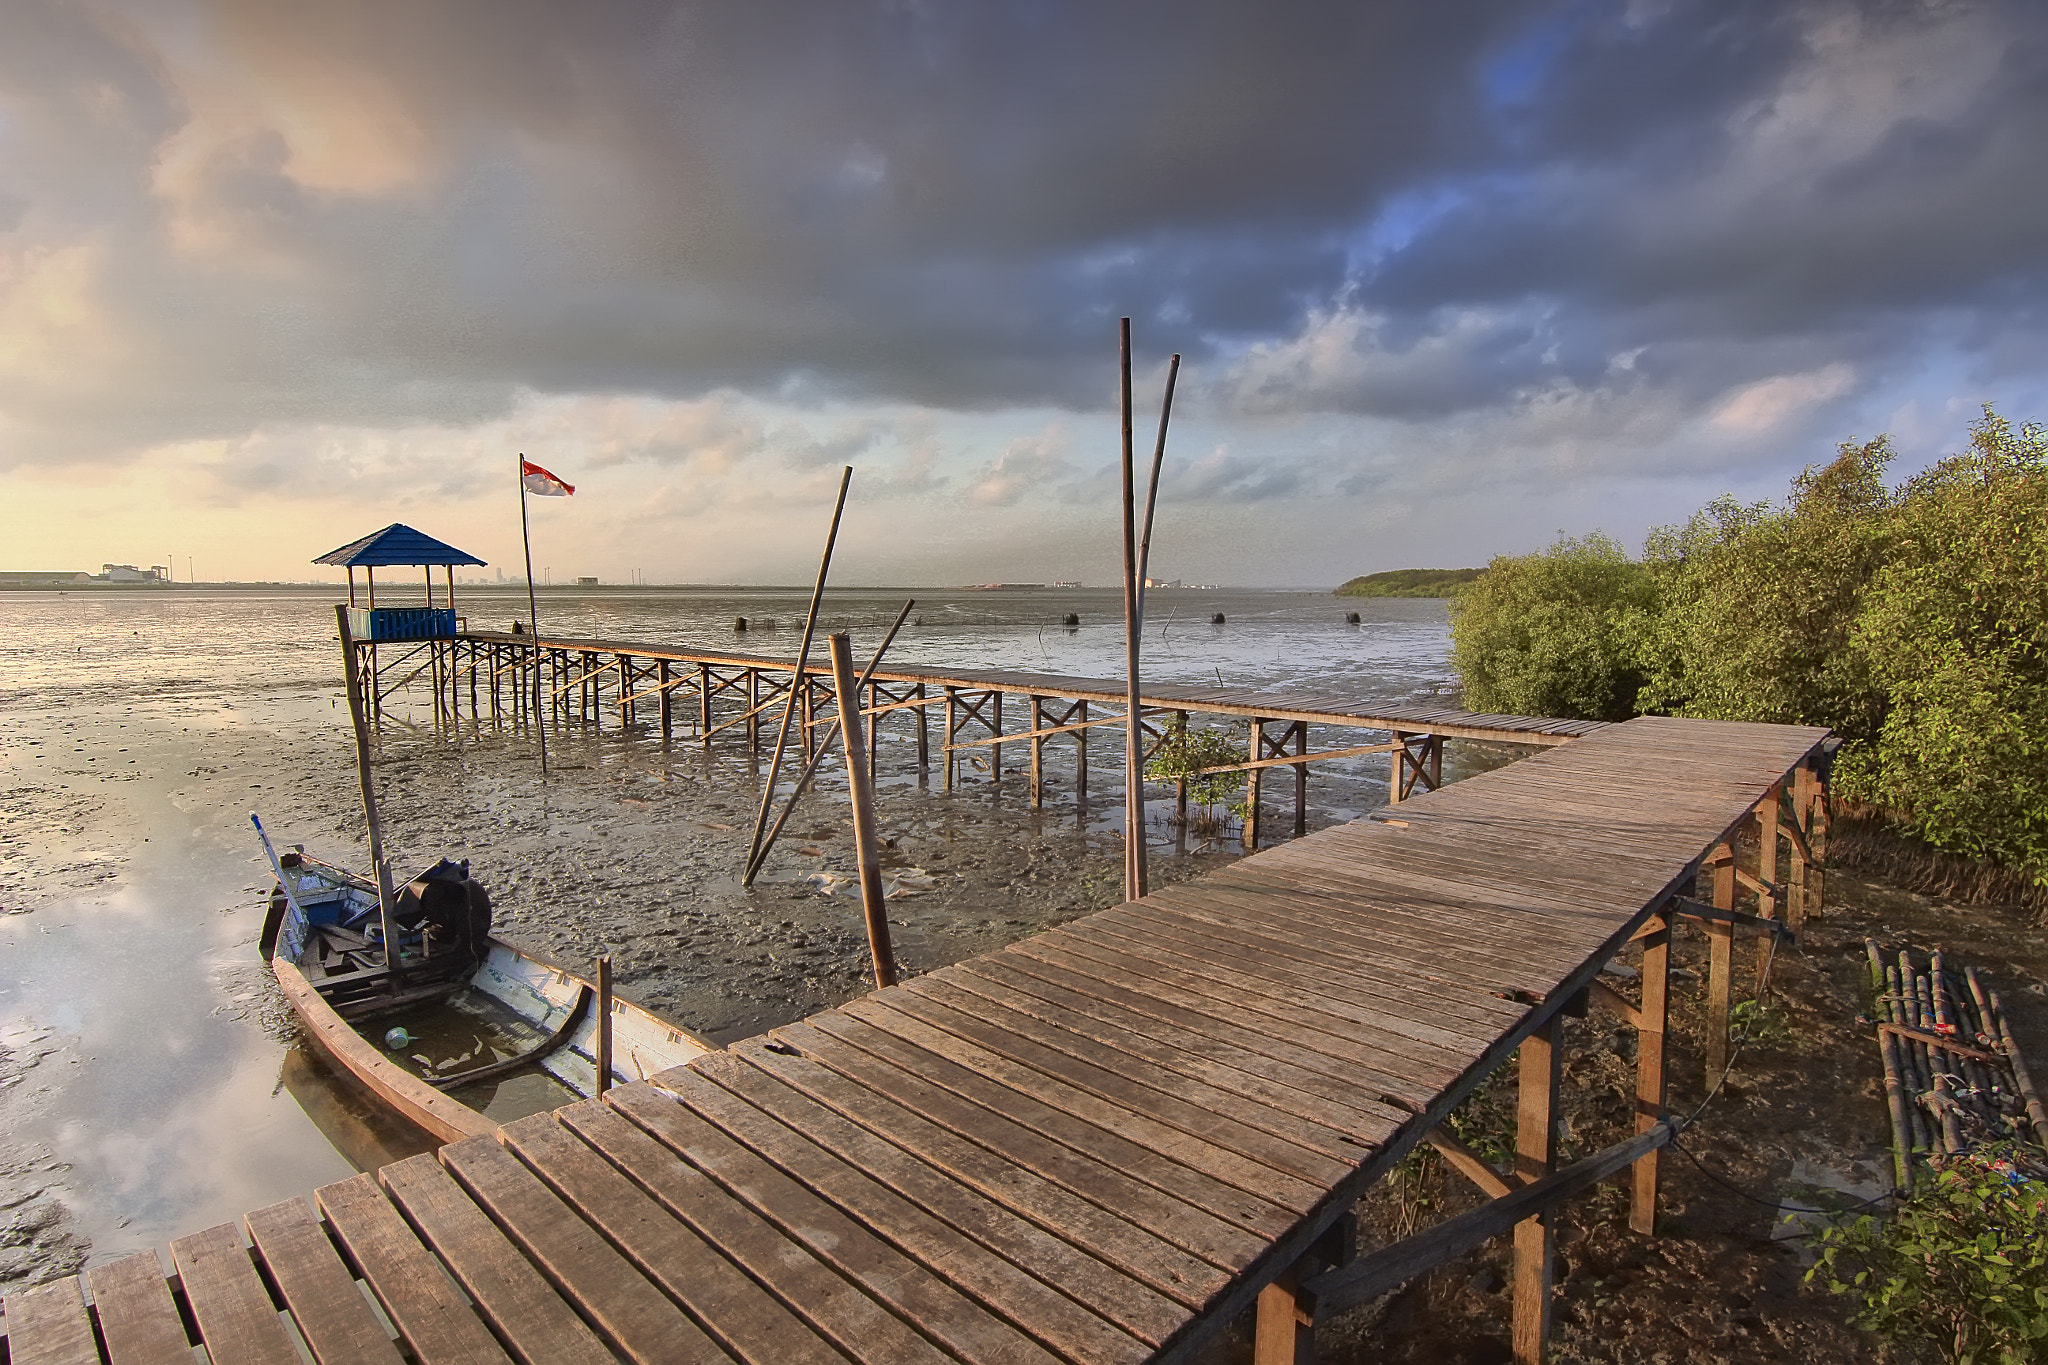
[2,715,1827,1365]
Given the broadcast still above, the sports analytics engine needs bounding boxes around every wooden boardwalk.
[2,715,1828,1365]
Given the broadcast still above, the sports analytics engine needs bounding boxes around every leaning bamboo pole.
[743,467,854,886]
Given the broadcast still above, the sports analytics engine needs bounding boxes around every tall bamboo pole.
[1120,320,1147,902]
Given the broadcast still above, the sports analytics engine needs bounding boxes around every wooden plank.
[998,938,1447,1109]
[946,961,1409,1146]
[761,1019,1253,1277]
[167,1222,300,1365]
[1031,922,1482,1073]
[692,1049,1180,1351]
[436,1135,730,1364]
[315,1174,510,1365]
[797,1011,1301,1239]
[4,1275,100,1365]
[243,1198,405,1365]
[1095,901,1530,1033]
[648,1061,1153,1365]
[912,971,1389,1163]
[375,1154,614,1365]
[1145,878,1574,994]
[515,1105,948,1365]
[978,949,1428,1118]
[840,995,1330,1212]
[594,1083,1064,1365]
[86,1251,190,1365]
[730,1035,1227,1304]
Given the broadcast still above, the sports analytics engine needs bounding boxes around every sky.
[3,0,2046,588]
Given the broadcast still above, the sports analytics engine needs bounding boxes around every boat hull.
[265,852,714,1143]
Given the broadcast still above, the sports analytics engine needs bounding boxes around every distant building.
[100,564,166,582]
[575,575,599,585]
[0,570,93,586]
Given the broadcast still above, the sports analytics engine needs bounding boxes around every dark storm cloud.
[2,0,2045,476]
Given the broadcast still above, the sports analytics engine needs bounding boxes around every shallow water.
[0,583,1478,1281]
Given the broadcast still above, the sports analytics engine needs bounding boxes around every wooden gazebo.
[314,524,486,642]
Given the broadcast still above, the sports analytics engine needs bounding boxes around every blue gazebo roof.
[314,524,486,569]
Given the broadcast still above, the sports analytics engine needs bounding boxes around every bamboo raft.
[1865,942,2048,1192]
[1,715,1827,1365]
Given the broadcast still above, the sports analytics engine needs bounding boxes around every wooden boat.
[256,829,714,1144]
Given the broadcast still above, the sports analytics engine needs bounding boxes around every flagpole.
[518,453,549,777]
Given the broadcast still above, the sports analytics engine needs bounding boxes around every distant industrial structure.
[0,564,170,587]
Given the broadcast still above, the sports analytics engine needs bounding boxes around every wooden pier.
[359,628,1608,827]
[2,713,1828,1364]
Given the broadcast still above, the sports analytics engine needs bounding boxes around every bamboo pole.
[742,466,854,886]
[334,605,403,993]
[595,954,612,1095]
[1119,319,1147,903]
[1991,988,2048,1147]
[831,633,897,989]
[1869,941,1916,1190]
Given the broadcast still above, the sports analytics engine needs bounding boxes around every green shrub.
[1840,411,2048,885]
[1809,1146,2048,1364]
[1634,437,1896,739]
[1448,532,1654,720]
[1446,407,2048,893]
[1146,717,1248,813]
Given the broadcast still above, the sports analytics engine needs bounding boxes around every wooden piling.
[830,633,897,990]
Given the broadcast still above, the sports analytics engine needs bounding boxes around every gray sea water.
[0,584,1473,1282]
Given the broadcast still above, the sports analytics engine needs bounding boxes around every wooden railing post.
[1029,695,1047,808]
[658,659,672,741]
[1513,1016,1563,1363]
[1706,845,1737,1082]
[1632,913,1671,1234]
[1254,1274,1310,1364]
[1755,785,1780,988]
[1245,718,1265,849]
[1292,722,1309,838]
[915,683,929,784]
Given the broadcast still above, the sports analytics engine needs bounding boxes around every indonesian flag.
[520,459,575,497]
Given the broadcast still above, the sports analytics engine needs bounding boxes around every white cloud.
[1708,363,1856,434]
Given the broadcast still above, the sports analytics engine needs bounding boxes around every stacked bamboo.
[1866,940,2048,1192]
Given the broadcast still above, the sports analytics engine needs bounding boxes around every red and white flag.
[520,459,575,497]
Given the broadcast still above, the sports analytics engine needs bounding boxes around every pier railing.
[350,627,1607,842]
